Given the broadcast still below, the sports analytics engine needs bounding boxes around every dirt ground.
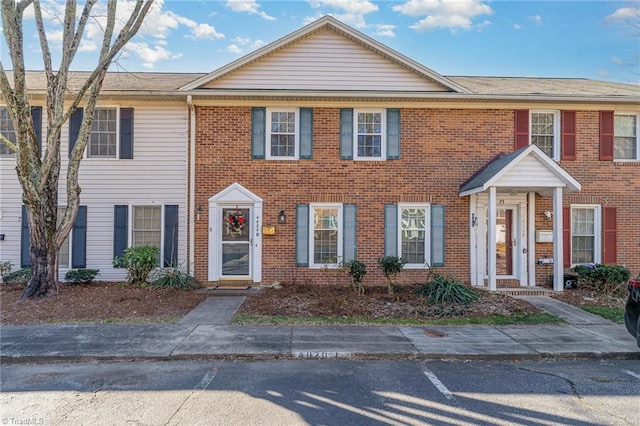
[0,280,627,326]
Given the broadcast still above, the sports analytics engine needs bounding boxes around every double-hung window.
[88,107,118,158]
[570,205,601,265]
[310,204,343,267]
[399,205,430,267]
[530,111,559,160]
[354,109,385,160]
[614,113,639,160]
[266,108,298,159]
[0,106,16,156]
[132,206,162,264]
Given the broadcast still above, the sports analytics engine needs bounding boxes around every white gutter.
[187,95,195,275]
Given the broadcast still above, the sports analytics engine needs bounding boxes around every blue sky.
[3,0,639,83]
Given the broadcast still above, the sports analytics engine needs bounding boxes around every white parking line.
[195,367,218,390]
[623,370,640,380]
[423,368,454,400]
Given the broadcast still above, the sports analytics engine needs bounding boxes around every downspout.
[187,95,195,275]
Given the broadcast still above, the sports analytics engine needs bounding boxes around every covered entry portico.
[459,145,581,292]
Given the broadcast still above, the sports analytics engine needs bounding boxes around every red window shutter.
[514,110,529,150]
[599,111,614,161]
[563,207,571,267]
[561,111,576,160]
[603,207,617,264]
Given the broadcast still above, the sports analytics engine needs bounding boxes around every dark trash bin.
[624,277,640,348]
[549,273,578,289]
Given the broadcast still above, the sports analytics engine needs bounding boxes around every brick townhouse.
[2,16,638,291]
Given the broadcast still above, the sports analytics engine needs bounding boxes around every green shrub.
[64,268,100,284]
[377,256,407,293]
[113,245,158,284]
[0,261,12,282]
[414,275,480,306]
[2,267,31,285]
[573,264,631,297]
[151,265,200,291]
[345,259,367,296]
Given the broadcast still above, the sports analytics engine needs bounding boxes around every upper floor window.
[88,107,117,158]
[531,111,559,160]
[354,109,386,160]
[0,107,16,156]
[267,108,298,159]
[614,113,639,160]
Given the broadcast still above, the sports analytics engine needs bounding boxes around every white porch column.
[488,187,497,291]
[552,187,564,292]
[527,192,536,286]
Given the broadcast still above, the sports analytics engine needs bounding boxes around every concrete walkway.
[1,296,638,363]
[515,295,616,325]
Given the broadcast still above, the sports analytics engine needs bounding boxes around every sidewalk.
[1,295,638,363]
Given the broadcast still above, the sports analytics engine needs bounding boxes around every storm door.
[221,207,251,277]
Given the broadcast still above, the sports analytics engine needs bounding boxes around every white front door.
[220,206,252,277]
[470,193,528,286]
[207,182,263,283]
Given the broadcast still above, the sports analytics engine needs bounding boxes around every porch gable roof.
[458,144,581,197]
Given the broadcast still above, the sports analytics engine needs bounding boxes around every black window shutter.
[251,107,266,159]
[113,205,128,261]
[21,205,31,268]
[431,205,445,267]
[119,108,134,159]
[296,204,310,266]
[340,108,353,160]
[299,108,313,159]
[31,106,42,156]
[68,107,83,157]
[71,206,87,268]
[386,108,400,159]
[163,205,179,267]
[384,204,398,257]
[343,204,357,263]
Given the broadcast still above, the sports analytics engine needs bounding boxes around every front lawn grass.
[581,306,625,323]
[231,312,562,326]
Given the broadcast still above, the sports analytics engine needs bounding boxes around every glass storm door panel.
[221,207,251,276]
[495,208,514,276]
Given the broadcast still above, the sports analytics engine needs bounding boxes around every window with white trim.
[88,107,118,158]
[614,113,639,160]
[266,108,298,159]
[399,204,431,267]
[354,109,385,160]
[0,106,16,156]
[310,204,342,267]
[132,206,162,264]
[571,205,601,265]
[530,111,559,160]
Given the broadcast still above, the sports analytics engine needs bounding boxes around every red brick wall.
[193,107,640,286]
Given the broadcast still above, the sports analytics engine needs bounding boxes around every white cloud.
[233,37,252,45]
[307,0,378,28]
[126,41,182,69]
[528,14,542,26]
[189,23,225,40]
[226,0,275,21]
[612,56,625,65]
[605,7,640,23]
[375,24,396,37]
[226,44,243,54]
[393,0,492,32]
[513,24,522,30]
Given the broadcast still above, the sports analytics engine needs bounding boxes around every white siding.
[494,155,567,188]
[0,103,188,282]
[203,29,448,92]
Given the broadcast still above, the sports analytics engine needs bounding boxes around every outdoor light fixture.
[544,211,553,220]
[278,210,286,224]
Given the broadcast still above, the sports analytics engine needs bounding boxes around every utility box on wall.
[535,230,553,243]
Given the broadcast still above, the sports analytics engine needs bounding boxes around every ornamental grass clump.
[151,265,200,291]
[414,275,480,306]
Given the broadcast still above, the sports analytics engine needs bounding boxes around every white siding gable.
[494,155,567,188]
[201,29,450,92]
